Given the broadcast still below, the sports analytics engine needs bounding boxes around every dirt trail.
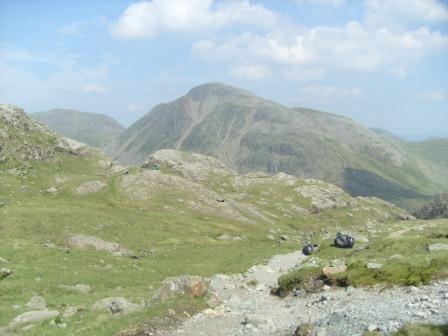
[161,251,448,336]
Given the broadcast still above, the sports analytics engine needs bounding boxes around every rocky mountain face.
[105,83,448,209]
[31,108,124,148]
[0,104,91,163]
[414,193,448,219]
[120,149,413,226]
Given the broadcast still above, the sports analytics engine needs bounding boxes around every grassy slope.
[278,219,448,291]
[31,109,124,148]
[0,155,289,335]
[0,148,417,335]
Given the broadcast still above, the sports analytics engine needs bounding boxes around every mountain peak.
[187,82,252,100]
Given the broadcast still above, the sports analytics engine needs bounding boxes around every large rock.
[428,243,448,252]
[67,234,130,256]
[295,179,348,213]
[152,275,210,302]
[62,305,84,319]
[0,268,12,280]
[142,149,234,181]
[25,295,47,310]
[92,297,143,315]
[74,180,107,196]
[9,310,59,327]
[366,262,383,270]
[322,260,347,276]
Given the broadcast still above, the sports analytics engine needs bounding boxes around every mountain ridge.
[105,83,448,210]
[31,108,124,148]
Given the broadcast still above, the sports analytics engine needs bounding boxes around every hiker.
[334,232,354,248]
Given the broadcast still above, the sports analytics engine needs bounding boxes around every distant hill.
[31,108,124,148]
[414,193,448,219]
[105,83,448,210]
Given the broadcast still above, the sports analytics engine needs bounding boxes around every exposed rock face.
[75,180,107,196]
[67,234,130,256]
[322,265,347,276]
[119,168,263,224]
[295,179,348,213]
[9,310,59,327]
[105,83,448,209]
[0,104,91,163]
[62,305,84,319]
[152,276,210,302]
[143,149,234,181]
[322,260,347,276]
[26,295,47,310]
[414,193,448,219]
[92,297,143,315]
[119,149,414,226]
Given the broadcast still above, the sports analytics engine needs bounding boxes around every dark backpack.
[334,232,354,248]
[302,243,317,256]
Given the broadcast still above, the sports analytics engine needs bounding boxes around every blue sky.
[0,0,447,138]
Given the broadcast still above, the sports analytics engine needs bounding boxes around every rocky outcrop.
[142,149,234,181]
[119,150,414,225]
[25,295,47,310]
[75,180,107,196]
[0,104,91,163]
[9,310,59,327]
[295,179,348,213]
[152,276,210,302]
[414,193,448,219]
[0,268,12,280]
[67,234,131,256]
[92,297,144,315]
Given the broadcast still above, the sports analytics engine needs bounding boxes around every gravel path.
[161,251,448,336]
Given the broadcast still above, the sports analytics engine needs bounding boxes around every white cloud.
[297,85,363,100]
[82,83,107,93]
[192,22,448,74]
[110,0,277,38]
[364,0,448,25]
[419,90,447,101]
[229,64,271,80]
[58,22,85,36]
[296,0,346,8]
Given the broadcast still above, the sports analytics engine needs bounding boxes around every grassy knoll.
[278,219,448,292]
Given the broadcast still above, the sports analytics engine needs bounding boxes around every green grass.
[0,154,297,335]
[393,323,448,336]
[277,219,448,291]
[0,151,438,335]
